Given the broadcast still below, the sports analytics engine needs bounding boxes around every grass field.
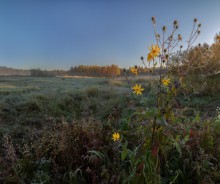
[0,76,126,95]
[0,75,220,183]
[0,76,128,142]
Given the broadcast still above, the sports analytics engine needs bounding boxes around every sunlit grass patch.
[0,84,17,89]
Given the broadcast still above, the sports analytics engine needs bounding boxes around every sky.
[0,0,219,70]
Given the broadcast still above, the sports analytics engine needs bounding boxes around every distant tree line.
[68,65,121,77]
[0,65,166,77]
[0,65,161,77]
[30,69,66,77]
[0,66,30,76]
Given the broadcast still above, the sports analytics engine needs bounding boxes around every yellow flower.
[132,84,144,95]
[162,78,170,86]
[149,44,160,58]
[147,52,154,61]
[130,67,138,75]
[112,132,120,141]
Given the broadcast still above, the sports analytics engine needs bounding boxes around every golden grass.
[0,84,17,89]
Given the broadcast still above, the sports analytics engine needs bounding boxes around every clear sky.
[0,0,219,70]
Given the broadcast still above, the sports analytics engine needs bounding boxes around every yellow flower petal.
[130,67,138,75]
[162,79,170,86]
[148,44,160,58]
[147,52,154,61]
[112,132,120,141]
[132,84,144,95]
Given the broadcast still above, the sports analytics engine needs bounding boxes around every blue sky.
[0,0,219,70]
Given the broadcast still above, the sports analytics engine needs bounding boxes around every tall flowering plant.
[109,17,214,183]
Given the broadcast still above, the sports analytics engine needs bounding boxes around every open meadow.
[1,1,220,183]
[0,76,127,140]
[0,73,220,183]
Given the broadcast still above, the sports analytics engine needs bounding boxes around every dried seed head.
[140,56,144,61]
[198,23,201,27]
[162,26,166,32]
[178,34,182,41]
[175,25,179,29]
[180,45,183,49]
[194,18,197,22]
[165,54,169,59]
[164,48,167,53]
[198,30,201,34]
[134,65,138,69]
[173,20,178,26]
[151,16,156,24]
[156,34,160,39]
[169,35,173,41]
[161,55,167,63]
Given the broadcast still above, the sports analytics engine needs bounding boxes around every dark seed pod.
[152,16,156,24]
[178,34,182,41]
[162,26,166,32]
[173,20,178,25]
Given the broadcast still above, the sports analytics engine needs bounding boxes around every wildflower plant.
[110,17,219,183]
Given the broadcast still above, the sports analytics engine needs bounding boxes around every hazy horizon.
[0,0,220,70]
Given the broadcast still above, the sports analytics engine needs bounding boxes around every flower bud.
[194,18,197,22]
[162,26,166,32]
[151,16,156,24]
[169,35,173,41]
[173,20,178,25]
[178,34,182,41]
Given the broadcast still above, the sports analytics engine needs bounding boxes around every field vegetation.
[0,18,220,184]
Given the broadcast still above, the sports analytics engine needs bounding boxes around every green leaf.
[121,142,128,161]
[88,150,105,160]
[174,142,182,157]
[183,135,189,144]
